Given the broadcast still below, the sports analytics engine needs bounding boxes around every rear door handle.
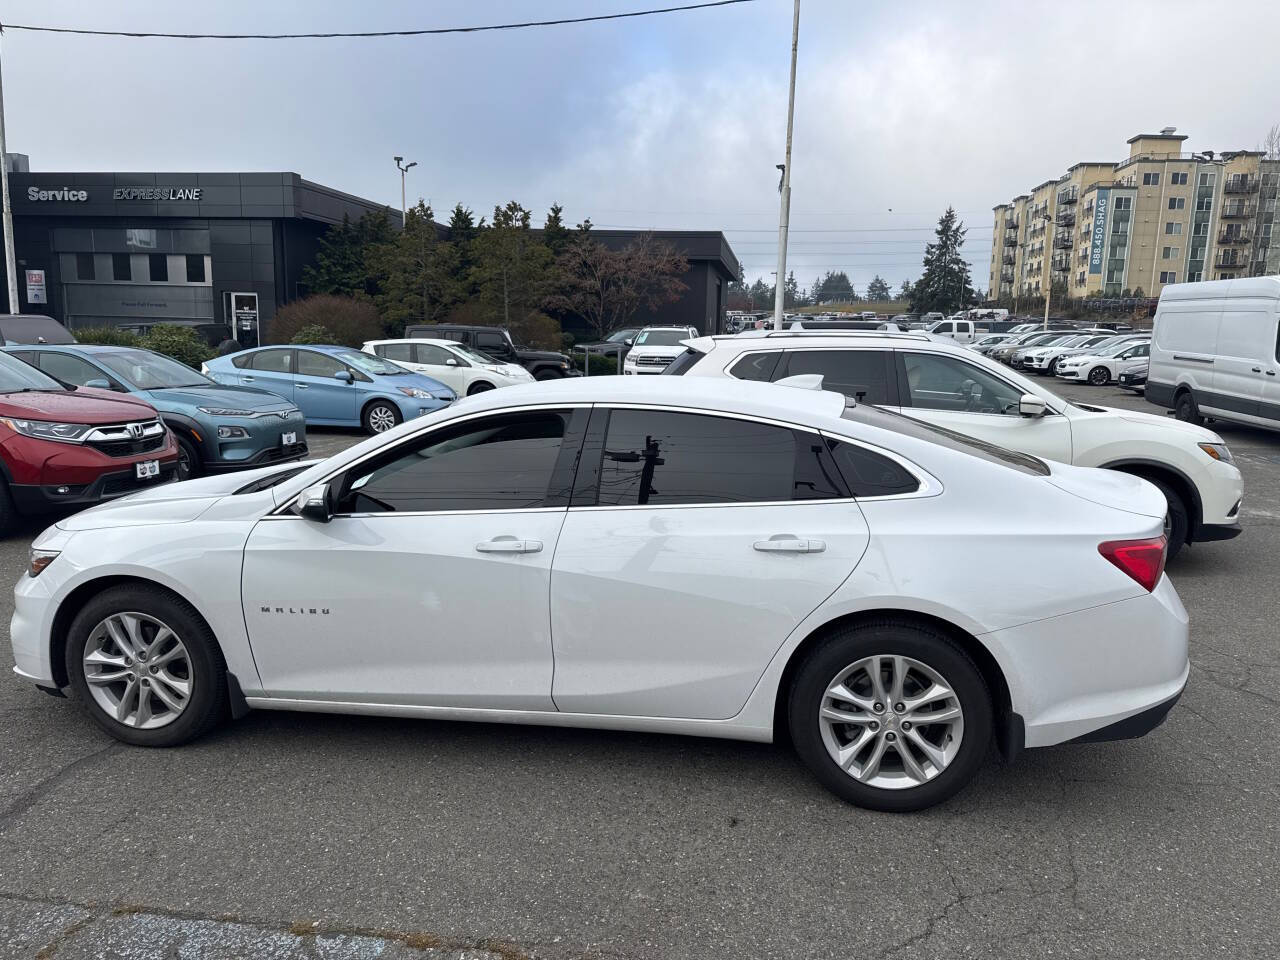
[476,537,543,554]
[240,376,255,382]
[1252,367,1263,373]
[296,383,309,389]
[753,536,826,554]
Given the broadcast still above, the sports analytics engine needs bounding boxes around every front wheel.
[1087,365,1110,386]
[1148,477,1189,561]
[65,585,227,747]
[362,401,402,435]
[175,433,201,481]
[788,620,992,812]
[467,381,495,396]
[534,369,564,382]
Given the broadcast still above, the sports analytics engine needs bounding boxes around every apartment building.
[990,129,1278,302]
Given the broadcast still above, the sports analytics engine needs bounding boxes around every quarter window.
[728,352,781,382]
[828,440,920,497]
[900,352,1023,416]
[338,411,569,513]
[249,349,293,373]
[776,350,893,403]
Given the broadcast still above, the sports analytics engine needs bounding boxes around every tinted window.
[728,352,781,382]
[185,255,206,283]
[148,254,168,282]
[662,348,704,376]
[779,350,892,403]
[37,352,110,387]
[249,349,293,373]
[297,350,345,378]
[597,410,801,507]
[377,343,414,362]
[338,411,568,513]
[901,352,1023,416]
[111,254,132,281]
[417,344,455,365]
[828,440,919,497]
[476,332,508,352]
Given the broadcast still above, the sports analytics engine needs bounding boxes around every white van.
[926,317,977,344]
[1146,276,1280,429]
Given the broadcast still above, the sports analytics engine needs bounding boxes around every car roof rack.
[719,330,933,341]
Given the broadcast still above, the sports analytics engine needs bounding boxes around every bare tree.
[551,232,688,340]
[1262,123,1280,161]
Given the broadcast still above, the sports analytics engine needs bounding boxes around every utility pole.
[0,35,19,315]
[394,156,417,225]
[1041,213,1053,331]
[772,0,800,331]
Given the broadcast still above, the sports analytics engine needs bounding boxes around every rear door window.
[774,349,895,404]
[378,343,414,363]
[250,349,293,373]
[37,352,111,387]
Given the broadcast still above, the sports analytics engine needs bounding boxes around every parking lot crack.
[0,743,122,834]
[32,908,101,959]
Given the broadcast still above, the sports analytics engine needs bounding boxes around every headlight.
[29,548,59,578]
[558,361,569,369]
[197,406,253,417]
[0,418,93,443]
[217,425,249,439]
[398,387,433,399]
[1198,442,1234,464]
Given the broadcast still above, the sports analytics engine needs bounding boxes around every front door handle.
[476,537,543,554]
[296,383,309,389]
[1252,367,1263,373]
[753,536,826,554]
[1268,371,1277,377]
[240,376,255,383]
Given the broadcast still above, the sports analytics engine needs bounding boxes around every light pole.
[1041,213,1053,331]
[394,156,417,225]
[772,0,800,331]
[0,35,18,314]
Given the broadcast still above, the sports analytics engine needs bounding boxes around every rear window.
[661,348,705,376]
[840,403,1050,477]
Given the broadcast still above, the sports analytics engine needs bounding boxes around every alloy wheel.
[82,612,192,729]
[368,405,398,432]
[1088,366,1109,385]
[818,654,964,790]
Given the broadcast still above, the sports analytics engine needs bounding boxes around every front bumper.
[1056,366,1086,380]
[980,575,1189,749]
[202,441,309,473]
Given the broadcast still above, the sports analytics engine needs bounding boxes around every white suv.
[622,326,700,375]
[667,331,1243,557]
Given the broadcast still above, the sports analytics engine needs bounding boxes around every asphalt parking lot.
[2,379,1278,959]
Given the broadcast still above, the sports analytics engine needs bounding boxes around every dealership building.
[5,166,401,345]
[4,163,741,342]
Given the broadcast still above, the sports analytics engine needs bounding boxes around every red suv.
[0,351,179,533]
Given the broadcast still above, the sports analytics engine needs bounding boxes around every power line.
[0,1,756,40]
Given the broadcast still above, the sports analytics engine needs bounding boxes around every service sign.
[24,269,47,304]
[1089,189,1110,276]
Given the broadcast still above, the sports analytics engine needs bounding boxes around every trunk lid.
[1044,461,1167,520]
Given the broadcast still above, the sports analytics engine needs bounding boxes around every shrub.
[139,325,214,369]
[290,324,334,344]
[72,326,142,347]
[270,294,382,347]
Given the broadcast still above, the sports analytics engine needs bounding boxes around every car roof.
[452,372,848,425]
[685,331,970,356]
[366,337,460,348]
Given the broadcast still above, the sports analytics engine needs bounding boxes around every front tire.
[0,477,16,538]
[788,620,992,812]
[175,433,201,481]
[534,369,564,382]
[467,381,495,396]
[362,400,402,435]
[65,585,227,747]
[1087,365,1110,386]
[1148,477,1189,561]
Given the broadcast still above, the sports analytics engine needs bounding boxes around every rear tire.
[65,584,227,747]
[362,400,402,435]
[175,433,201,481]
[1087,365,1110,386]
[788,620,992,812]
[1174,391,1204,426]
[0,477,16,538]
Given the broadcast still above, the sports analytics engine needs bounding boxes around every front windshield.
[0,351,66,393]
[452,344,498,364]
[607,328,639,343]
[334,350,407,376]
[634,329,690,346]
[96,349,211,389]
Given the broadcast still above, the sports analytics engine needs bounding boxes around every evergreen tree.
[366,200,463,334]
[783,271,800,308]
[820,270,855,302]
[470,201,558,343]
[810,276,822,305]
[542,203,571,257]
[910,208,974,313]
[866,275,891,301]
[747,277,774,308]
[898,278,914,300]
[301,210,395,299]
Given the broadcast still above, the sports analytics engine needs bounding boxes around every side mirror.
[445,357,459,366]
[296,482,333,522]
[1018,394,1048,418]
[334,370,354,383]
[624,339,634,347]
[84,378,111,389]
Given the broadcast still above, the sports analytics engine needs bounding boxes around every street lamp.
[1041,213,1053,331]
[772,0,800,331]
[394,156,417,225]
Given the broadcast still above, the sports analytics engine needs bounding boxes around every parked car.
[0,313,77,345]
[988,331,1063,364]
[969,333,1016,355]
[1056,339,1151,385]
[404,324,576,380]
[1008,333,1078,369]
[622,326,700,375]
[1019,333,1117,376]
[0,350,178,533]
[204,345,455,435]
[1146,276,1280,430]
[1117,358,1149,394]
[363,338,534,396]
[4,344,307,479]
[11,376,1187,812]
[662,330,1243,556]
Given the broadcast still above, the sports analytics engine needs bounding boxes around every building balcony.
[1051,254,1071,272]
[1000,268,1014,282]
[1216,251,1247,268]
[1005,216,1019,230]
[1218,229,1252,244]
[1053,232,1074,250]
[1220,203,1257,218]
[1002,253,1016,265]
[1004,234,1018,247]
[1057,187,1078,205]
[1056,211,1076,227]
[1224,177,1257,194]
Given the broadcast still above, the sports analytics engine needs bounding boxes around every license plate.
[282,431,297,446]
[135,460,160,479]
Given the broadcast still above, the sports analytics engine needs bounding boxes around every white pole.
[400,169,406,224]
[772,0,800,331]
[0,34,19,315]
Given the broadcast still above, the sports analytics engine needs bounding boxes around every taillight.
[1098,537,1167,592]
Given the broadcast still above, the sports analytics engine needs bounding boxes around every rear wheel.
[175,433,201,481]
[1087,365,1110,386]
[0,478,16,538]
[788,620,992,812]
[534,368,563,381]
[1174,391,1204,426]
[362,401,402,435]
[467,381,495,395]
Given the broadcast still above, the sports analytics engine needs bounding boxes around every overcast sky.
[5,0,1280,293]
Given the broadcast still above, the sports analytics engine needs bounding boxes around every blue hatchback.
[204,344,455,434]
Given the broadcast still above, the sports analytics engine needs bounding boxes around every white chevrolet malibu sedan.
[10,378,1188,812]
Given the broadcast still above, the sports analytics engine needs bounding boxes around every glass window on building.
[1168,197,1185,210]
[1196,197,1213,211]
[126,229,157,249]
[1172,172,1188,185]
[111,253,132,281]
[1199,172,1216,187]
[149,254,168,282]
[1163,246,1179,259]
[1188,271,1203,282]
[75,253,94,281]
[1143,172,1161,186]
[185,255,206,283]
[1165,222,1183,235]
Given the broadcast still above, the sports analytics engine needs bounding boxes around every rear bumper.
[1067,688,1183,743]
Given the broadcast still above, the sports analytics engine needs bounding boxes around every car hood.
[390,372,454,396]
[1068,402,1225,444]
[0,388,158,423]
[627,344,685,356]
[139,384,296,411]
[1045,460,1166,520]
